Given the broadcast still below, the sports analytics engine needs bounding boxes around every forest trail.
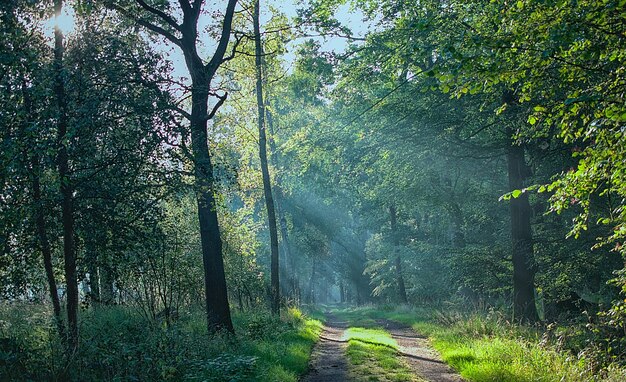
[302,312,463,382]
[377,319,464,382]
[301,313,349,382]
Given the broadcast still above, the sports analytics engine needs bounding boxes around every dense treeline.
[1,0,626,380]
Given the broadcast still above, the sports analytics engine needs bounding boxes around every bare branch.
[108,3,181,46]
[134,0,181,31]
[222,32,246,62]
[205,93,228,121]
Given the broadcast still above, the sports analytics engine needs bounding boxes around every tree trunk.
[253,0,280,315]
[190,81,234,332]
[32,164,66,337]
[22,80,65,338]
[267,99,297,301]
[54,0,78,350]
[99,266,115,304]
[507,139,538,323]
[307,259,317,304]
[116,0,238,333]
[85,241,100,303]
[389,204,408,304]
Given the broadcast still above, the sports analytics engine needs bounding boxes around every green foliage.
[0,304,321,381]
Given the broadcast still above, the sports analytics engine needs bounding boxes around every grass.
[311,306,425,382]
[344,327,422,382]
[330,305,626,382]
[0,304,322,381]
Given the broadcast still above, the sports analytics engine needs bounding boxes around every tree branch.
[205,0,238,76]
[171,105,192,120]
[222,32,246,62]
[205,93,228,121]
[108,3,181,47]
[134,0,181,31]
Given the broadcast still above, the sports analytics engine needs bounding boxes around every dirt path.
[376,319,464,382]
[301,314,349,382]
[302,314,463,382]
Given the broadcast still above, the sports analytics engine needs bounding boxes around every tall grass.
[0,304,321,381]
[360,306,626,382]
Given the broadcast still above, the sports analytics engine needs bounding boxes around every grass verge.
[334,305,626,382]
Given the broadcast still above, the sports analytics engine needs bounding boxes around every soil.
[377,319,464,382]
[300,313,349,382]
[300,314,464,382]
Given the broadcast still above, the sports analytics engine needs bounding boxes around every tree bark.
[54,0,79,350]
[189,79,234,332]
[389,204,408,304]
[507,139,539,323]
[253,0,280,315]
[306,259,317,304]
[85,241,100,303]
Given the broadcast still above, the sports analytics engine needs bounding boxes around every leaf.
[528,116,537,125]
[511,189,523,198]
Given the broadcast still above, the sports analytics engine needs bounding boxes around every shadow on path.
[301,314,349,382]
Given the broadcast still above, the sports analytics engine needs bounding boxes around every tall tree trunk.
[54,0,78,350]
[190,80,234,332]
[507,139,538,323]
[22,82,65,339]
[389,204,408,304]
[266,99,296,300]
[307,259,317,304]
[32,161,65,337]
[99,266,115,304]
[253,0,280,315]
[112,0,238,332]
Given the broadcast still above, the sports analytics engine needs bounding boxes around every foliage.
[0,304,321,381]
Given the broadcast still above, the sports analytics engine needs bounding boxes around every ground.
[302,309,463,382]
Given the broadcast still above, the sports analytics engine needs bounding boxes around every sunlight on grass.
[340,306,603,382]
[344,327,424,382]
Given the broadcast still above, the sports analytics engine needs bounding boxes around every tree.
[109,0,240,332]
[253,0,280,314]
[53,0,79,349]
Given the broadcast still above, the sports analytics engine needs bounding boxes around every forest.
[1,0,626,381]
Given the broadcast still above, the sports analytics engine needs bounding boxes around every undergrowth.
[0,304,322,381]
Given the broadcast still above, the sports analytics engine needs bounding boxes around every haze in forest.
[1,0,625,381]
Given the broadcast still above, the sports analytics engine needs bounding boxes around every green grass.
[331,306,626,382]
[0,304,322,382]
[344,327,421,382]
[315,306,424,382]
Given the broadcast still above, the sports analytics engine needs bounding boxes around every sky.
[46,1,371,92]
[169,0,370,80]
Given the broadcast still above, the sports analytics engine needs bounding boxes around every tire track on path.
[301,313,349,382]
